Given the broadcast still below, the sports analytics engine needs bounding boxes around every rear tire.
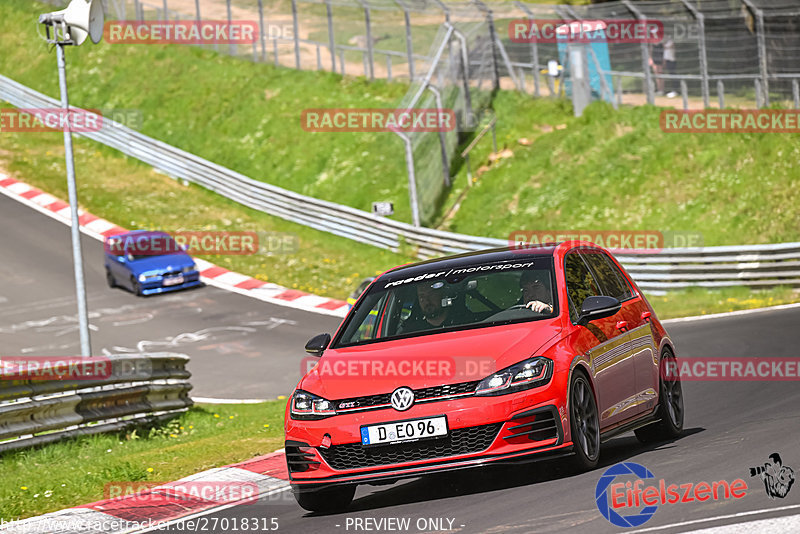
[635,348,684,444]
[293,485,355,514]
[569,371,600,471]
[106,268,116,288]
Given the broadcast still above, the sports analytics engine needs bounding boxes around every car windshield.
[334,258,557,347]
[123,234,182,261]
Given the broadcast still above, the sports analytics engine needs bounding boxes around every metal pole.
[681,0,710,109]
[326,1,336,72]
[473,0,500,91]
[427,85,450,187]
[363,5,374,80]
[793,79,799,109]
[514,2,540,97]
[623,1,654,105]
[257,0,266,61]
[291,0,301,69]
[680,79,688,110]
[742,0,769,107]
[387,54,392,81]
[226,0,234,56]
[162,0,168,19]
[718,80,725,109]
[403,9,415,80]
[194,0,200,22]
[400,134,420,227]
[56,44,91,358]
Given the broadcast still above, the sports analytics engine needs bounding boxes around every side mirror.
[304,333,331,356]
[116,255,126,263]
[577,296,621,326]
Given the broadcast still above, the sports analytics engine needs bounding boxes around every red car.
[285,242,683,512]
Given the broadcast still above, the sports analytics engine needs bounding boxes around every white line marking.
[628,504,800,533]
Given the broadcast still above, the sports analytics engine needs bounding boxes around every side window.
[564,253,602,322]
[582,251,633,301]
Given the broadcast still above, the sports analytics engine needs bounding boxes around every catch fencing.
[0,352,192,453]
[3,74,800,292]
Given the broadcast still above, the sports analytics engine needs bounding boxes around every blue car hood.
[126,254,194,275]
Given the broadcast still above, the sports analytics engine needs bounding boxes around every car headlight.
[182,264,195,273]
[475,357,553,396]
[138,273,160,282]
[290,390,336,420]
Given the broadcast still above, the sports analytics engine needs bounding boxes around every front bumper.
[285,375,572,492]
[139,272,201,295]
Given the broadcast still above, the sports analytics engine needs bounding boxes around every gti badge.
[390,387,414,411]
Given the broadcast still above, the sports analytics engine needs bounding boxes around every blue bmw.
[104,230,201,296]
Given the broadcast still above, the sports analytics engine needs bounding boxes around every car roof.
[380,243,560,281]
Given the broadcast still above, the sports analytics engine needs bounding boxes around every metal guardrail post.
[291,0,301,69]
[623,0,654,105]
[326,0,336,72]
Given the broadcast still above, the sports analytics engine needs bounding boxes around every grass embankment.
[0,401,285,522]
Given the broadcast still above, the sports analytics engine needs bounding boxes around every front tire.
[293,485,355,514]
[570,371,600,470]
[635,348,684,443]
[130,276,144,297]
[106,268,116,288]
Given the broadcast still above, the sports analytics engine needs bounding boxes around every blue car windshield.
[122,234,182,260]
[334,258,557,348]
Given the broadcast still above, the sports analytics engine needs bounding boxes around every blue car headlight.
[475,357,553,396]
[182,264,196,273]
[138,273,161,282]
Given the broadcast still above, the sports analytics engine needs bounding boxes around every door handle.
[641,311,652,322]
[616,321,628,331]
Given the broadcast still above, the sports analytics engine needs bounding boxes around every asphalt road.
[0,193,343,399]
[192,306,800,534]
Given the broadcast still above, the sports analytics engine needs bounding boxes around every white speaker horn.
[39,0,104,45]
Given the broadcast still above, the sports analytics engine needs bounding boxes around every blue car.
[104,230,201,296]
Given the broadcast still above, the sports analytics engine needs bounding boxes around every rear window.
[333,258,557,347]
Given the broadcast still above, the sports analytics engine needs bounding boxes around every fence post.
[273,39,279,67]
[134,0,142,21]
[616,75,622,107]
[680,0,710,109]
[340,50,346,75]
[194,0,200,22]
[360,2,375,80]
[427,86,450,187]
[226,0,235,56]
[162,0,168,18]
[680,80,688,110]
[741,0,769,107]
[387,55,392,81]
[449,25,473,129]
[794,80,799,109]
[623,1,654,105]
[257,0,266,62]
[514,2,540,97]
[473,0,500,91]
[291,0,301,69]
[325,0,336,72]
[717,80,724,109]
[754,78,762,109]
[316,45,322,70]
[398,133,421,227]
[394,1,416,81]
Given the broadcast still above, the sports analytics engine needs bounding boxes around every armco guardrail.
[0,352,192,453]
[2,74,799,291]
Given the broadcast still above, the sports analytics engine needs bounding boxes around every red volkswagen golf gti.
[285,242,683,512]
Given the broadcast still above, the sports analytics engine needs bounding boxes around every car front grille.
[318,423,502,470]
[334,380,479,413]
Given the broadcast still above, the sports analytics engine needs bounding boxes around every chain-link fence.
[43,0,800,227]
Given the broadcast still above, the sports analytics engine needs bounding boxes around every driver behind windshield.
[519,269,554,314]
[399,281,457,333]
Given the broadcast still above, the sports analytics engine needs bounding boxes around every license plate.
[163,275,184,286]
[360,416,448,447]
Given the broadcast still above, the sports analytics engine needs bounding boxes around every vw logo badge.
[390,387,415,411]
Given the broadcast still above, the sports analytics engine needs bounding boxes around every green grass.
[0,401,286,522]
[645,286,800,320]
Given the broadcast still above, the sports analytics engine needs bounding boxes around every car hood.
[127,254,194,275]
[299,320,562,399]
